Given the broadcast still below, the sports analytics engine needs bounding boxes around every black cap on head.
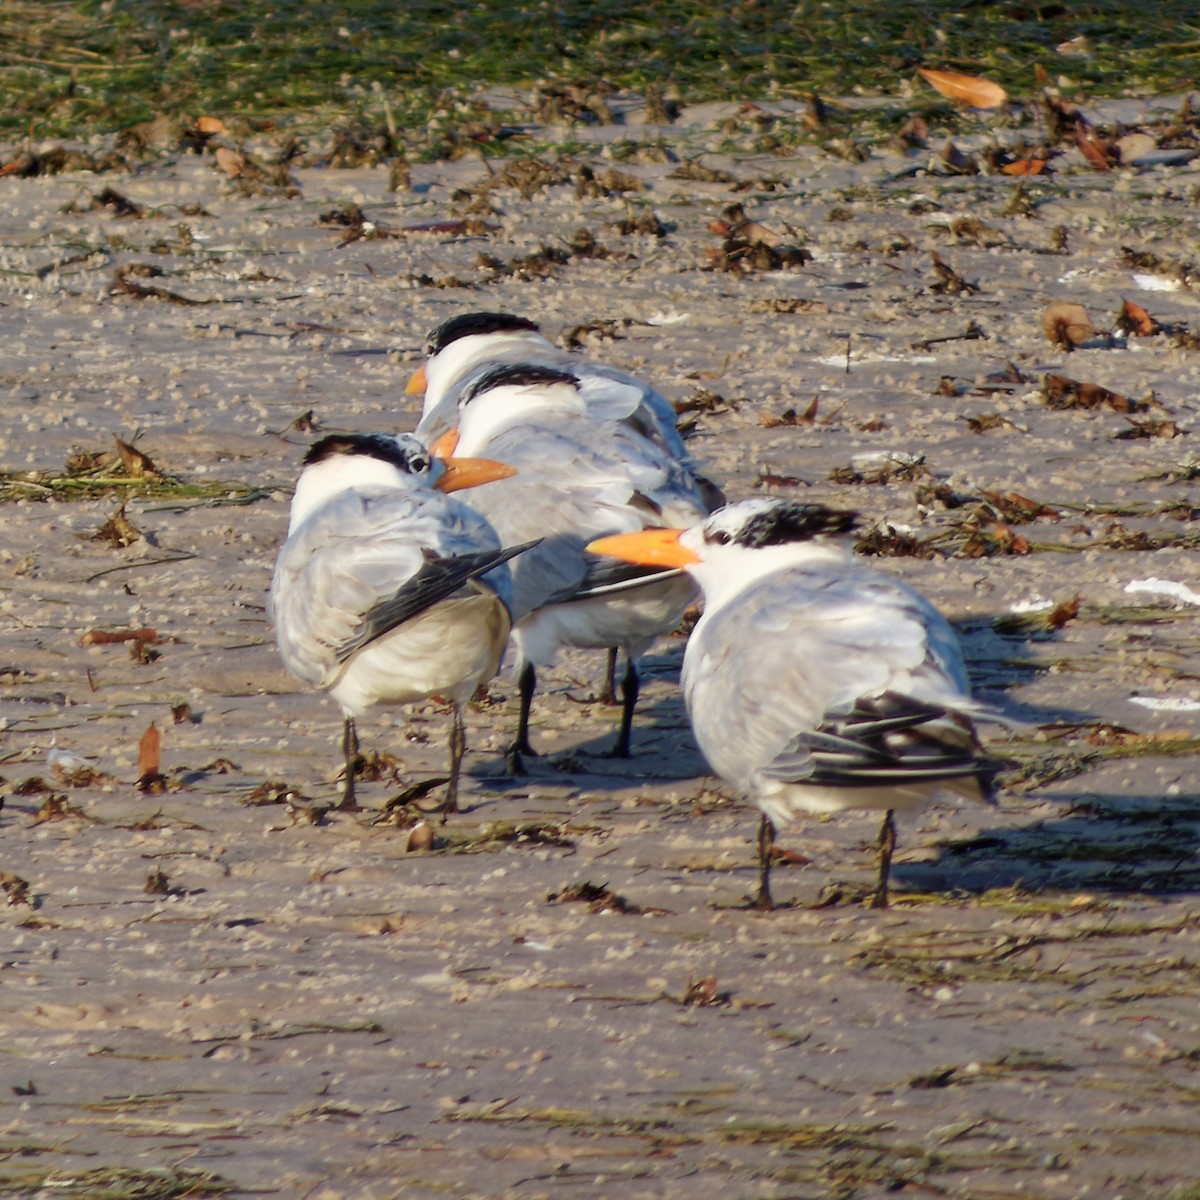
[461,362,577,404]
[426,311,540,355]
[735,501,858,548]
[303,433,432,476]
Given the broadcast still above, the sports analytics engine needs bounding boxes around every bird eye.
[709,529,731,545]
[410,456,430,473]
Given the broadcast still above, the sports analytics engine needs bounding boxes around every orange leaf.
[79,627,158,646]
[1001,158,1047,176]
[917,68,1008,110]
[1119,299,1161,337]
[214,146,244,177]
[138,723,161,779]
[1076,128,1112,170]
[197,115,227,136]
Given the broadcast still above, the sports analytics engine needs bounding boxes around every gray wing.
[270,488,510,687]
[683,564,980,793]
[448,420,707,618]
[334,539,538,662]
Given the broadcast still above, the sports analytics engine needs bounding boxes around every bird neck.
[692,540,850,611]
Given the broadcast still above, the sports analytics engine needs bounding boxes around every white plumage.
[415,361,712,765]
[590,498,1006,908]
[409,311,696,474]
[270,432,530,813]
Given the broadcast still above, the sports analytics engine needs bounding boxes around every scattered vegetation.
[2,2,1199,142]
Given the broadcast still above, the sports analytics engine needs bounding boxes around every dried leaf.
[1,871,31,906]
[144,868,172,895]
[90,502,143,548]
[917,68,1008,110]
[980,490,1061,522]
[1001,158,1048,176]
[80,627,158,646]
[33,794,91,825]
[1117,299,1162,337]
[114,436,162,478]
[1115,417,1181,440]
[1041,303,1096,350]
[929,251,978,295]
[547,880,641,915]
[138,723,161,780]
[1076,128,1114,170]
[215,146,245,177]
[196,115,228,136]
[681,976,724,1006]
[1042,374,1141,413]
[1046,595,1082,629]
[406,821,435,852]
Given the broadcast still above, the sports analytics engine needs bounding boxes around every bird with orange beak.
[271,432,536,813]
[417,362,712,769]
[590,498,1007,909]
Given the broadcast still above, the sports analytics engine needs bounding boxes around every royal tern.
[270,432,535,814]
[421,362,711,767]
[590,498,1003,908]
[407,311,690,464]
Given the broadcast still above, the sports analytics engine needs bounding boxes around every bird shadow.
[896,791,1200,899]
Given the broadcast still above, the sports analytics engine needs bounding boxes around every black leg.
[339,716,360,811]
[506,661,538,774]
[443,704,465,822]
[871,810,896,909]
[599,647,618,705]
[756,813,776,910]
[608,653,638,758]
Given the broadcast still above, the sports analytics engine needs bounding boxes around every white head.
[415,311,556,416]
[450,363,587,453]
[287,433,441,533]
[588,498,857,609]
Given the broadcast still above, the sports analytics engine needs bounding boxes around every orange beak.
[587,528,698,568]
[429,429,460,458]
[434,455,516,493]
[404,362,428,396]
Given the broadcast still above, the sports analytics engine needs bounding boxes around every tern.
[270,432,535,814]
[407,311,724,706]
[406,310,692,468]
[419,362,711,767]
[590,498,1005,909]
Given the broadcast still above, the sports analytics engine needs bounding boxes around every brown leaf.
[1075,128,1113,170]
[215,146,245,177]
[1001,158,1048,176]
[114,436,161,478]
[1,871,31,906]
[1117,299,1162,337]
[929,251,978,295]
[1046,595,1082,629]
[196,115,228,136]
[80,627,158,646]
[1115,417,1181,440]
[980,490,1061,522]
[33,794,90,825]
[917,67,1008,110]
[144,868,172,895]
[138,723,161,780]
[91,501,143,548]
[405,821,435,852]
[940,140,977,174]
[1041,302,1096,350]
[1042,374,1140,413]
[681,976,723,1007]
